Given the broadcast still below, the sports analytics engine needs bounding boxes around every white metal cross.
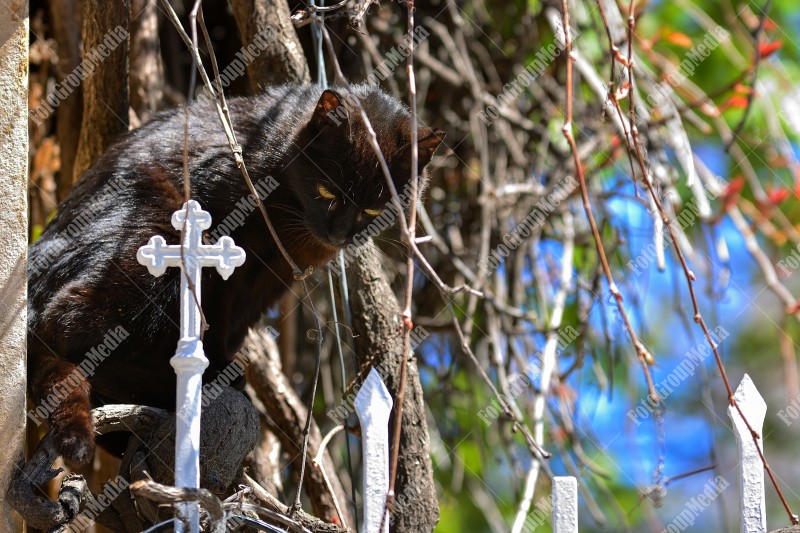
[137,199,245,532]
[354,368,393,533]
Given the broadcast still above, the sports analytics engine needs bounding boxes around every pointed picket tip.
[728,373,767,533]
[355,368,393,533]
[355,368,394,419]
[729,373,767,429]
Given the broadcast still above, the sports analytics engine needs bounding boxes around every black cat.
[27,84,445,464]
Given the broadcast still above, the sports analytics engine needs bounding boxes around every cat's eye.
[364,208,382,216]
[318,184,336,200]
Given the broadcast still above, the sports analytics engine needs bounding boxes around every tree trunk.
[346,241,440,532]
[241,329,355,528]
[229,0,311,89]
[47,0,82,200]
[128,0,164,124]
[72,0,131,181]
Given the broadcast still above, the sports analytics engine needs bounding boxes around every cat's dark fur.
[28,85,445,464]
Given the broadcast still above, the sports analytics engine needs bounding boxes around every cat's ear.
[393,127,446,167]
[417,128,446,166]
[311,89,349,132]
[393,127,446,170]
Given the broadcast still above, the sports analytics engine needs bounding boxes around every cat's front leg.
[31,357,96,464]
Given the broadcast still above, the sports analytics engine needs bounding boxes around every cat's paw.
[52,420,96,465]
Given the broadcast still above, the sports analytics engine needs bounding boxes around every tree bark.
[229,0,311,89]
[345,241,440,532]
[240,328,355,528]
[128,0,164,124]
[72,0,131,181]
[47,0,82,200]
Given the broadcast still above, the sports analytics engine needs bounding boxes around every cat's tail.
[30,357,95,464]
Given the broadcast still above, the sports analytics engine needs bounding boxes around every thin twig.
[558,0,659,402]
[620,0,798,523]
[383,2,419,528]
[320,7,550,466]
[726,0,773,150]
[511,212,574,533]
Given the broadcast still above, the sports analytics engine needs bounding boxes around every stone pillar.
[0,1,29,531]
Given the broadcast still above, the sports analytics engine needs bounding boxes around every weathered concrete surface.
[0,1,29,531]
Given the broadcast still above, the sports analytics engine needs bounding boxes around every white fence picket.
[355,368,394,533]
[728,374,767,533]
[552,476,578,533]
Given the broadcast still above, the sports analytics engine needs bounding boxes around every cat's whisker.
[321,158,346,184]
[373,236,411,256]
[320,158,359,205]
[364,238,411,280]
[281,231,314,246]
[278,222,311,231]
[269,204,305,217]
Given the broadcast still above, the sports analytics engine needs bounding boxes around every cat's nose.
[327,230,347,246]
